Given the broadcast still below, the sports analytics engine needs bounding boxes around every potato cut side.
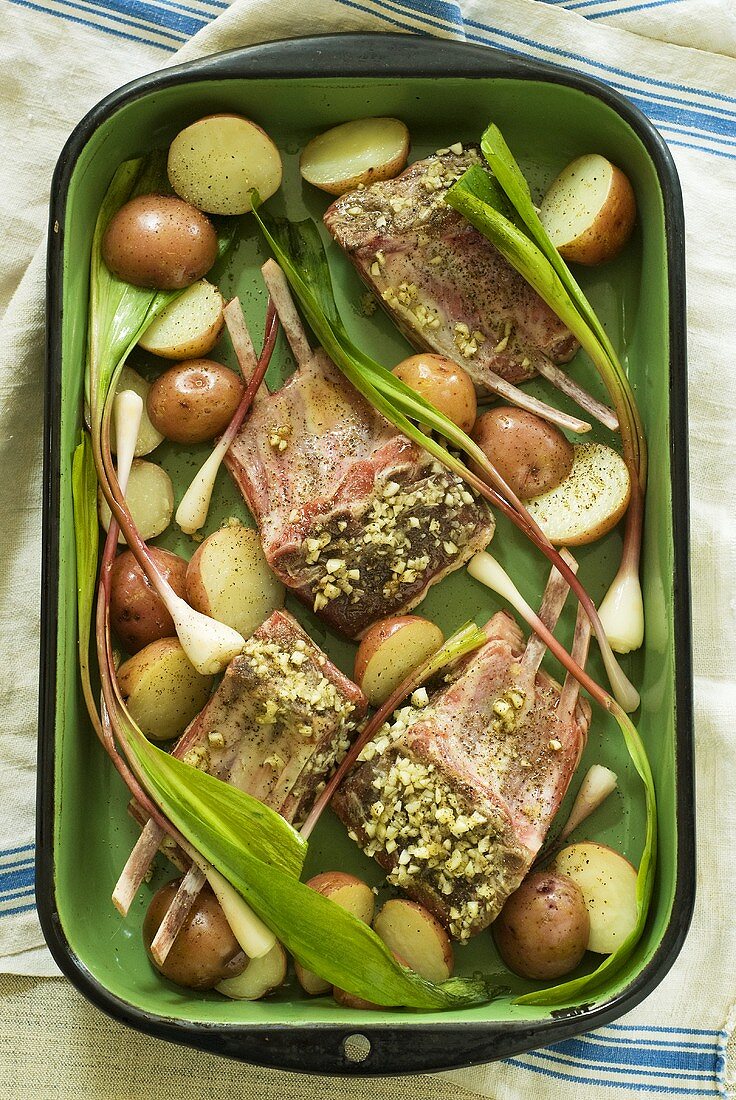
[168,114,282,215]
[296,873,375,996]
[304,872,376,925]
[216,942,287,1000]
[553,842,638,954]
[524,443,630,546]
[113,366,164,457]
[354,616,444,707]
[98,459,174,544]
[373,899,453,982]
[117,638,213,741]
[540,154,636,266]
[185,522,284,639]
[300,117,410,196]
[332,985,383,1011]
[139,280,224,360]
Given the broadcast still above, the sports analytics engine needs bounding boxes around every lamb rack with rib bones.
[222,261,496,640]
[332,555,592,942]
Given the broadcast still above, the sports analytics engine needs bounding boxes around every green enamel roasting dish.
[38,33,693,1076]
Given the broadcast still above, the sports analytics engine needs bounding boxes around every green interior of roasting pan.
[40,39,691,1071]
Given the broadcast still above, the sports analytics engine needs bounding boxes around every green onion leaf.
[517,705,657,1005]
[72,432,100,729]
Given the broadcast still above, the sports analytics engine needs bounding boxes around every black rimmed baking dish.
[38,32,693,1075]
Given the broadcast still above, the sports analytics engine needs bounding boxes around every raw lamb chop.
[114,609,367,926]
[324,146,578,390]
[224,321,495,640]
[332,579,591,942]
[175,608,367,825]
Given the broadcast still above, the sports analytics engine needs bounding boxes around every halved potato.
[113,366,164,457]
[540,154,636,265]
[300,117,409,195]
[117,637,213,741]
[216,941,287,1000]
[524,442,631,546]
[332,985,383,1011]
[168,114,282,215]
[295,872,375,997]
[138,280,224,360]
[185,522,284,639]
[372,899,453,982]
[98,459,174,544]
[354,615,444,708]
[553,841,638,954]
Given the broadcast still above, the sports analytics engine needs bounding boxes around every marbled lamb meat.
[332,610,591,941]
[323,146,579,391]
[175,609,367,827]
[224,347,494,639]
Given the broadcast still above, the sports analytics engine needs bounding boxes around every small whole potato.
[110,547,188,653]
[143,881,247,990]
[102,194,218,290]
[147,360,244,443]
[471,407,574,499]
[393,354,477,434]
[493,870,590,980]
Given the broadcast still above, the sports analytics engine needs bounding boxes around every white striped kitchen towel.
[0,0,734,1096]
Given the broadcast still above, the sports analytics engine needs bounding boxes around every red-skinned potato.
[147,360,244,444]
[117,637,213,741]
[553,842,638,954]
[138,280,224,361]
[216,941,287,1000]
[493,870,590,979]
[332,950,410,1010]
[295,873,375,996]
[540,154,636,266]
[471,406,574,500]
[392,354,477,434]
[102,194,218,290]
[354,615,444,708]
[168,114,282,215]
[143,881,247,990]
[373,899,453,982]
[300,117,410,196]
[109,547,188,653]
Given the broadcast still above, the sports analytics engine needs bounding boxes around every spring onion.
[86,155,244,676]
[447,126,647,654]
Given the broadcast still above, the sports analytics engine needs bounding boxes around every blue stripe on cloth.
[79,0,207,37]
[0,863,35,895]
[548,1037,718,1070]
[0,886,35,904]
[505,1057,718,1094]
[5,0,175,48]
[527,1048,716,1081]
[588,1,688,19]
[36,0,189,41]
[0,843,34,860]
[582,1034,719,1051]
[608,1026,722,1035]
[0,856,35,873]
[0,901,37,918]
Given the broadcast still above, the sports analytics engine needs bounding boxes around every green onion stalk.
[448,125,647,655]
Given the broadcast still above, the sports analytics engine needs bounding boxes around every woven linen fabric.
[1,0,735,1096]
